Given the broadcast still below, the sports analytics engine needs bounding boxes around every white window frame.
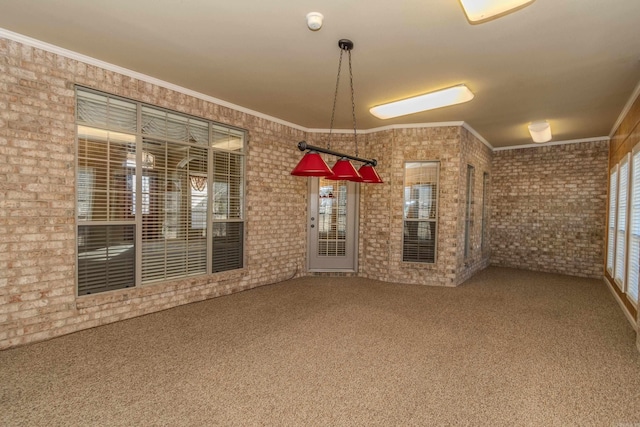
[607,165,618,276]
[615,154,630,291]
[626,145,640,307]
[402,161,439,264]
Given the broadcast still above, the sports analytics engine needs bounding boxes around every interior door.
[308,177,359,271]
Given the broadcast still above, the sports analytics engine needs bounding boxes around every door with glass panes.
[308,177,359,271]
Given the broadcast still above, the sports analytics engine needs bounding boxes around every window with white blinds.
[211,134,245,272]
[627,149,640,306]
[615,155,630,290]
[76,88,245,295]
[403,162,439,263]
[607,166,618,275]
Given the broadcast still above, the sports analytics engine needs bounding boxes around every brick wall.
[0,36,308,349]
[359,130,393,281]
[490,141,609,278]
[304,127,491,287]
[456,128,493,284]
[0,33,505,350]
[370,126,466,287]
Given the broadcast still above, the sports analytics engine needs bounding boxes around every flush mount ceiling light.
[459,0,535,24]
[528,120,552,143]
[369,84,474,120]
[291,39,382,183]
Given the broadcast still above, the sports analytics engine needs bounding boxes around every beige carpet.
[2,267,640,426]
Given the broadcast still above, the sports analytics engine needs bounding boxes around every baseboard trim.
[603,276,637,330]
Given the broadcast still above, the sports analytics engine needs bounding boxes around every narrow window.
[403,162,439,263]
[607,166,618,276]
[211,126,245,272]
[464,165,475,259]
[615,155,630,291]
[481,172,488,251]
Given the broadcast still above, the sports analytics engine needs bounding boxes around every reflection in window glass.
[317,180,347,257]
[191,175,207,230]
[76,88,245,295]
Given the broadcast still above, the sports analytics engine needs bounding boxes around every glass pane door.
[308,178,358,271]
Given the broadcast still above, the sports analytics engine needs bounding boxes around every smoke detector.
[306,12,324,31]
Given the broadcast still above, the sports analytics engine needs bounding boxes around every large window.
[606,148,640,311]
[627,148,640,306]
[76,88,245,295]
[403,162,439,263]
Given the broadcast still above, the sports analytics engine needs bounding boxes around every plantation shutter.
[627,150,640,305]
[607,167,618,275]
[615,156,630,290]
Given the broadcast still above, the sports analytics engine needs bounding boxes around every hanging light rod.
[296,141,377,167]
[291,38,382,183]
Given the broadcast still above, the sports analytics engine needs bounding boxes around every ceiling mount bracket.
[338,39,353,51]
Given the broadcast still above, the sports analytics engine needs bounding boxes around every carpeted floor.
[1,267,640,426]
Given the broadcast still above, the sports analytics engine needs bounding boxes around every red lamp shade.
[291,151,334,177]
[327,157,362,181]
[358,164,383,183]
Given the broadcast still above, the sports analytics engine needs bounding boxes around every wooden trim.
[604,271,637,322]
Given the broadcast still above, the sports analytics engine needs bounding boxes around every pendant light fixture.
[358,163,383,183]
[290,149,333,176]
[291,39,382,184]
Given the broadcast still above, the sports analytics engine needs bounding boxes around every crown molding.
[461,122,493,150]
[0,27,491,151]
[493,136,610,151]
[307,121,494,150]
[0,28,616,154]
[307,121,463,134]
[0,27,309,133]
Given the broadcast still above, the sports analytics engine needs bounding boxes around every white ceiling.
[1,0,639,148]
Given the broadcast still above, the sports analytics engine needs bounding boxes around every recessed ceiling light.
[369,85,474,120]
[528,120,552,143]
[459,0,535,23]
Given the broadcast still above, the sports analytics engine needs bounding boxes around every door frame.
[307,178,359,272]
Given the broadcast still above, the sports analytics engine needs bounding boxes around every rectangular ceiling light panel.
[459,0,535,23]
[369,85,474,120]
